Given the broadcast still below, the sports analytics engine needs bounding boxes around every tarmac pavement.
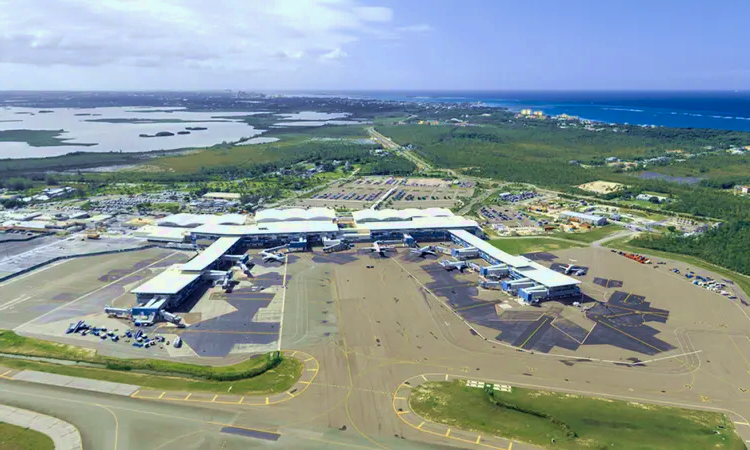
[3,246,750,449]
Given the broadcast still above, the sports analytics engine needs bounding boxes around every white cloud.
[319,48,348,61]
[398,24,434,33]
[0,0,418,74]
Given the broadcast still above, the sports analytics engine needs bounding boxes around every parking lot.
[294,176,474,209]
[479,205,542,232]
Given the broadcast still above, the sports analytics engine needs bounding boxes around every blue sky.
[0,0,748,90]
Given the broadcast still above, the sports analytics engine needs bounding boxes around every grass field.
[0,331,302,394]
[553,224,624,244]
[410,381,744,450]
[0,356,302,395]
[0,422,54,450]
[605,236,750,298]
[489,238,585,255]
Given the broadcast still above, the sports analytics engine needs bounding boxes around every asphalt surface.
[3,245,750,449]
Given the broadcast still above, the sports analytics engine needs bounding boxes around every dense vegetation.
[631,221,750,276]
[378,121,750,190]
[0,129,97,147]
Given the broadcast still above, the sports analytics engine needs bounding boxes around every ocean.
[329,91,750,132]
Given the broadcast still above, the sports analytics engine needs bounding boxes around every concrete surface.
[12,370,140,396]
[2,244,750,449]
[0,404,82,450]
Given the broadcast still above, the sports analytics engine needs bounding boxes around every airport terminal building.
[129,207,576,312]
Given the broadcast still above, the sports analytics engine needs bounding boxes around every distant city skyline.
[1,0,748,91]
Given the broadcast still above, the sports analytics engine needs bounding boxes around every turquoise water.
[330,91,750,131]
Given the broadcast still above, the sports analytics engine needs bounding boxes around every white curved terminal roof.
[255,207,335,223]
[157,213,246,228]
[353,208,454,223]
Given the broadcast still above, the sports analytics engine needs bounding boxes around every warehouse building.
[449,229,581,303]
[559,211,608,226]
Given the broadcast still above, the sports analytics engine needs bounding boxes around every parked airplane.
[439,259,468,272]
[411,245,438,258]
[561,264,587,276]
[360,241,396,257]
[260,251,285,264]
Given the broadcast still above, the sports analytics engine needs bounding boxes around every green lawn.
[410,381,744,450]
[0,356,301,395]
[489,238,585,255]
[0,331,302,394]
[552,224,624,244]
[605,236,750,298]
[0,422,54,450]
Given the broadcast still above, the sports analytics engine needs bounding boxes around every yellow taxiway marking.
[421,375,428,381]
[184,393,192,401]
[305,357,315,362]
[508,442,513,450]
[520,317,550,348]
[286,391,295,398]
[735,422,750,426]
[307,368,318,372]
[158,392,165,399]
[397,410,409,415]
[238,396,244,404]
[130,390,140,398]
[0,370,13,378]
[211,395,218,402]
[445,428,451,437]
[290,351,297,357]
[445,374,449,381]
[597,320,663,352]
[476,435,482,444]
[299,381,311,385]
[265,397,269,405]
[418,421,425,429]
[395,396,406,400]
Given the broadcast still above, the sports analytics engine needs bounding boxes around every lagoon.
[0,107,265,158]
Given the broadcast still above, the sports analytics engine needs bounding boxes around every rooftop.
[131,265,202,295]
[254,207,335,223]
[158,213,247,228]
[192,220,340,237]
[361,216,478,231]
[182,236,240,272]
[353,208,453,223]
[449,230,580,289]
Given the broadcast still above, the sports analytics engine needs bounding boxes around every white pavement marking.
[277,253,289,351]
[0,294,30,311]
[0,404,82,450]
[13,251,179,331]
[634,350,703,365]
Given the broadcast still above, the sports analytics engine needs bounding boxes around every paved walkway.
[0,404,82,450]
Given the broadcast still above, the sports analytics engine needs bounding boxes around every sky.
[0,0,749,91]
